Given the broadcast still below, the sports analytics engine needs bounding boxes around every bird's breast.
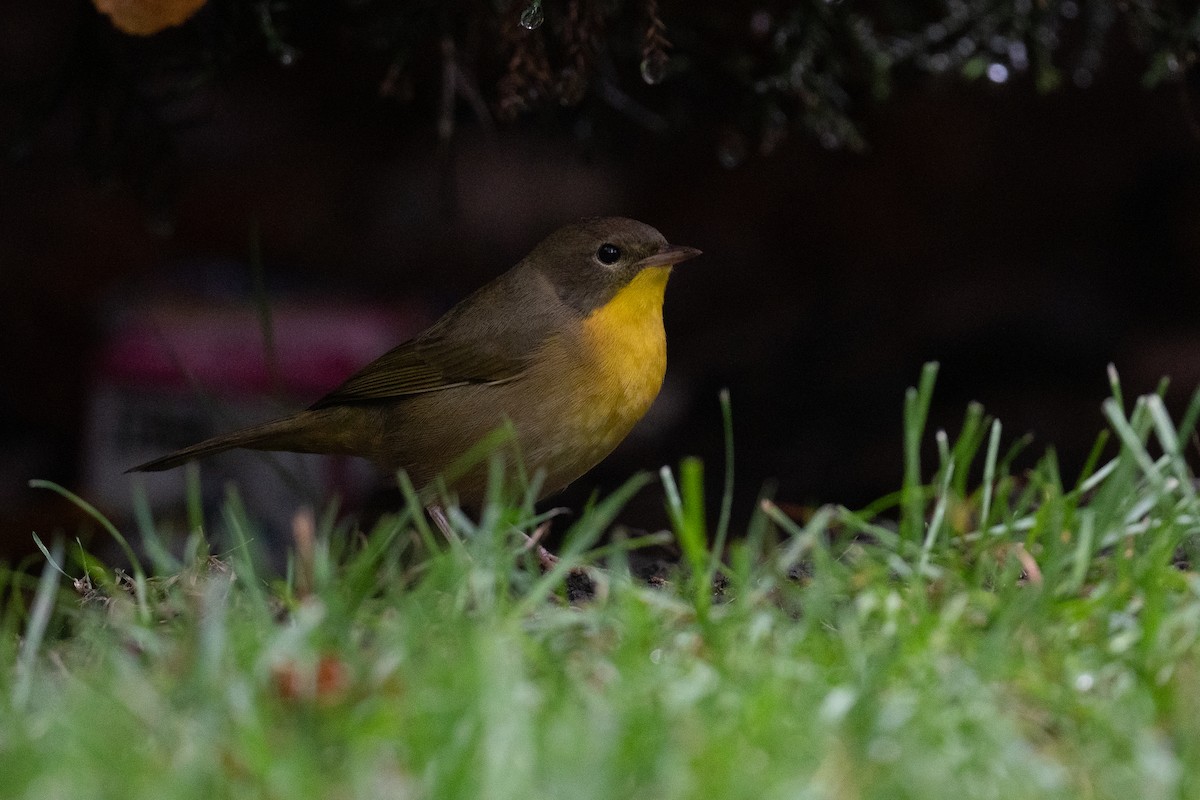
[574,265,671,437]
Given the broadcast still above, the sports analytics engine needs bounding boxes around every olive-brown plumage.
[130,217,700,502]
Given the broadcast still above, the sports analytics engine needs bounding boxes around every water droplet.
[819,130,841,150]
[277,45,300,67]
[888,38,915,59]
[519,2,543,30]
[1008,41,1029,70]
[717,130,747,168]
[640,53,668,85]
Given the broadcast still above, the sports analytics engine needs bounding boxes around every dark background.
[4,1,1200,560]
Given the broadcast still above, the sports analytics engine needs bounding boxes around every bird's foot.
[522,520,559,571]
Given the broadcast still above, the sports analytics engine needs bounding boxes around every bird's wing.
[307,333,532,409]
[308,271,562,409]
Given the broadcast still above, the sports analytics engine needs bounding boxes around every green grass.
[5,363,1200,799]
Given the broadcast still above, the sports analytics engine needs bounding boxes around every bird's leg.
[521,519,559,570]
[426,503,559,571]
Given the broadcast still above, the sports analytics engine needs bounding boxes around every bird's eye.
[596,243,621,265]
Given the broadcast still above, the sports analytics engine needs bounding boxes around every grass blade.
[901,362,940,541]
[13,538,64,709]
[712,388,735,570]
[28,479,149,621]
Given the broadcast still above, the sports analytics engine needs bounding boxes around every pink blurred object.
[85,293,436,520]
[100,300,431,396]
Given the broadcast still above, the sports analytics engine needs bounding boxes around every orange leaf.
[93,0,208,36]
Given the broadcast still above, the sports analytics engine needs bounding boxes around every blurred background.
[3,0,1200,560]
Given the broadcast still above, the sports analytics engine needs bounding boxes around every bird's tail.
[127,413,322,473]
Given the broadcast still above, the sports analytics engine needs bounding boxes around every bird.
[129,217,701,504]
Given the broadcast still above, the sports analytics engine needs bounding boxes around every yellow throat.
[580,265,671,421]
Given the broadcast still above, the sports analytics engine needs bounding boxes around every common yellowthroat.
[130,218,701,502]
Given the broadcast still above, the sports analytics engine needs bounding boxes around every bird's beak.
[636,243,703,269]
